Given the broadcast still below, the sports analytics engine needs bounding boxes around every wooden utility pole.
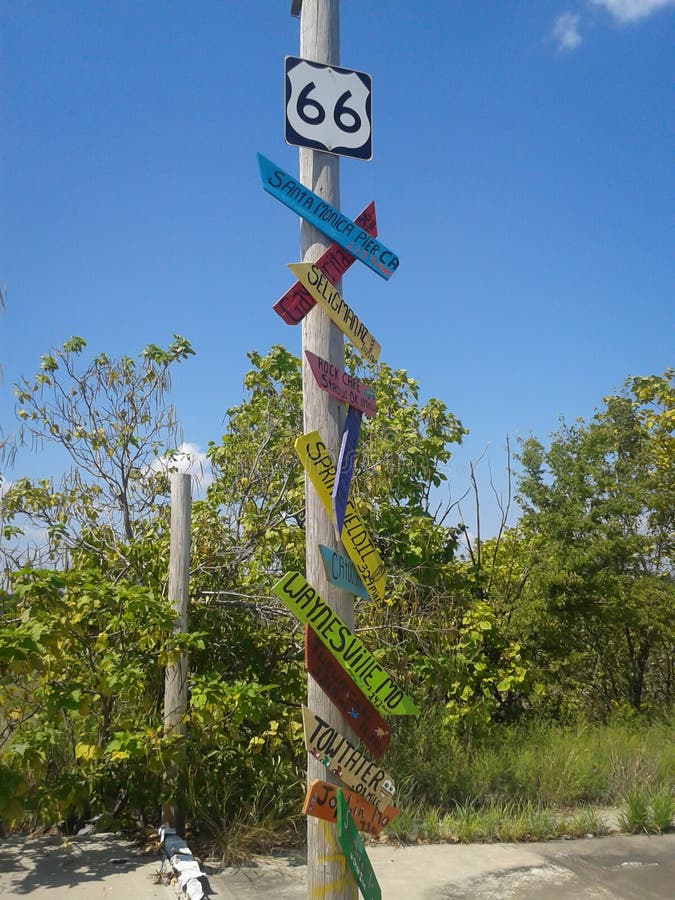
[298,2,357,898]
[162,472,192,836]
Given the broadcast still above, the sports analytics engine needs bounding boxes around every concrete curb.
[158,826,207,900]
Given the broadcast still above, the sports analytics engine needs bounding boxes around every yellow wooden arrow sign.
[295,430,387,604]
[288,263,381,364]
[302,705,396,809]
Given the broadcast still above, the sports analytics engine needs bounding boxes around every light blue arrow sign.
[257,154,399,281]
[319,545,370,601]
[332,406,363,540]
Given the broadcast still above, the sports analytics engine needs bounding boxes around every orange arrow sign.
[302,779,398,836]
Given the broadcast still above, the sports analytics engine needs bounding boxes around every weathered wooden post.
[296,1,357,897]
[162,471,192,836]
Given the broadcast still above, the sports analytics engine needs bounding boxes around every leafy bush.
[0,567,198,828]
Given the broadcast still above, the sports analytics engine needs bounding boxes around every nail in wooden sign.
[319,545,370,601]
[333,406,362,540]
[274,202,377,325]
[305,350,376,418]
[337,789,382,900]
[288,263,381,364]
[302,779,398,836]
[305,625,391,758]
[258,154,399,281]
[273,571,419,716]
[295,430,387,604]
[302,705,395,810]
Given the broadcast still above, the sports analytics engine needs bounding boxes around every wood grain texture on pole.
[299,2,357,898]
[162,472,192,836]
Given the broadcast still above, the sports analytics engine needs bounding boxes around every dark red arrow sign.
[305,625,391,758]
[273,201,377,325]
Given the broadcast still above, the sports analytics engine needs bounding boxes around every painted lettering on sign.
[295,430,387,604]
[305,625,391,758]
[273,571,418,716]
[288,263,381,364]
[337,789,382,900]
[302,779,398,836]
[333,406,362,539]
[302,706,395,810]
[274,202,377,325]
[305,350,376,418]
[318,545,370,600]
[258,154,399,281]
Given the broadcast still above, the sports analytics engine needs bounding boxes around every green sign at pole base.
[337,788,382,900]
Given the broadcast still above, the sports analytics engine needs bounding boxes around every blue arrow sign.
[257,154,399,281]
[332,406,362,540]
[319,545,370,601]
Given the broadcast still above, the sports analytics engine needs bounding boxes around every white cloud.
[590,0,675,22]
[148,442,213,490]
[551,13,583,51]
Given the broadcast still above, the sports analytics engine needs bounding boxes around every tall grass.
[380,714,673,843]
[384,798,610,844]
[387,714,674,811]
[617,787,674,835]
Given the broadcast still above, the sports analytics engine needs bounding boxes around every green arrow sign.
[337,788,382,900]
[272,571,419,716]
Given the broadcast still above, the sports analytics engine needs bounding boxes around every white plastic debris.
[158,826,206,900]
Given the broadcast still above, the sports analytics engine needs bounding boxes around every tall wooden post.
[298,2,357,898]
[162,472,192,836]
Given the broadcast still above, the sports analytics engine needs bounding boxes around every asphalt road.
[206,833,675,899]
[1,831,673,898]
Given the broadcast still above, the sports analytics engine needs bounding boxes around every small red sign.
[273,201,377,325]
[305,350,376,418]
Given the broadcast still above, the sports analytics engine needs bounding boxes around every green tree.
[2,335,194,575]
[0,342,309,836]
[200,345,481,747]
[0,566,200,827]
[203,345,467,635]
[517,370,675,715]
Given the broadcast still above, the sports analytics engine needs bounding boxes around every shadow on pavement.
[0,833,168,897]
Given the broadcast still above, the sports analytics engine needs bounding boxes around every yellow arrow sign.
[295,431,387,604]
[302,706,396,809]
[288,263,381,364]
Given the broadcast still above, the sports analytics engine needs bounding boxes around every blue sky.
[1,0,673,537]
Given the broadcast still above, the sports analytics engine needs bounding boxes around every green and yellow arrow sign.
[295,430,386,604]
[288,263,381,364]
[273,572,419,716]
